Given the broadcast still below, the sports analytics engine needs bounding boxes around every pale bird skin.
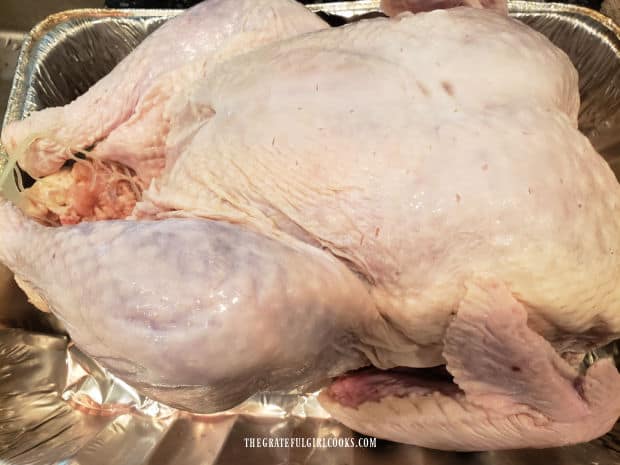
[2,0,620,451]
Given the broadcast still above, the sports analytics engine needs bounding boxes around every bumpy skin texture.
[0,201,382,412]
[1,0,326,224]
[321,277,620,450]
[2,0,620,451]
[0,0,327,181]
[137,8,608,366]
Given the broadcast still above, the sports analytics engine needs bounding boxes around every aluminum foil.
[2,328,620,465]
[0,2,620,464]
[0,32,24,122]
[1,1,619,175]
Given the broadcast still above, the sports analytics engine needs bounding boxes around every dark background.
[105,0,355,6]
[104,0,604,10]
[103,0,602,10]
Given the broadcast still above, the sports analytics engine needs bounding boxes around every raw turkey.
[2,0,327,223]
[1,0,620,452]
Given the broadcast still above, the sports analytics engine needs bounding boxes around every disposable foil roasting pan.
[1,2,620,464]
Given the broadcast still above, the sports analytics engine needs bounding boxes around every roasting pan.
[0,2,620,464]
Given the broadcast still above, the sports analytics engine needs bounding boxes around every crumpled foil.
[0,1,620,464]
[1,328,620,465]
[0,329,350,465]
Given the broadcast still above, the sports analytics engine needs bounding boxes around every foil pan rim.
[1,2,620,464]
[13,1,620,37]
[4,0,620,135]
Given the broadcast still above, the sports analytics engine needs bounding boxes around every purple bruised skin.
[1,0,620,452]
[0,201,378,412]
